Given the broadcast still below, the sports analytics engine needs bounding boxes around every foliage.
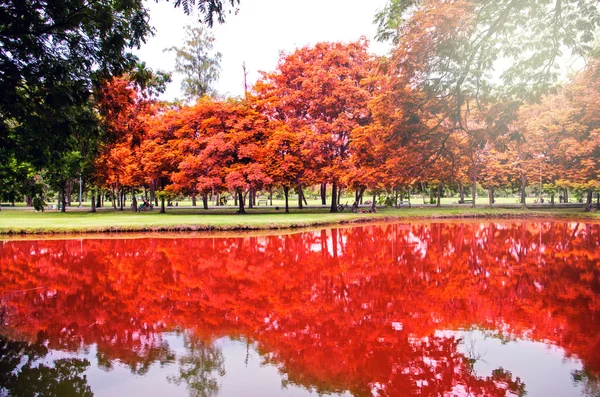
[165,25,222,100]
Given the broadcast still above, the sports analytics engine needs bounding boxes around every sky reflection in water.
[0,220,599,396]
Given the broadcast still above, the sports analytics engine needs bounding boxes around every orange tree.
[254,40,376,212]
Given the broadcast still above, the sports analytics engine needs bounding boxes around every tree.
[95,75,161,212]
[165,25,222,100]
[0,0,152,174]
[172,98,272,214]
[374,0,600,200]
[376,0,600,103]
[260,121,306,213]
[255,40,376,212]
[0,0,232,204]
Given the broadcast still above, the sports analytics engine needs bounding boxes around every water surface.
[1,220,599,396]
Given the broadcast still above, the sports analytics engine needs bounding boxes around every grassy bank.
[1,206,598,235]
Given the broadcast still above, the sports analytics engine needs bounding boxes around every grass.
[1,205,598,235]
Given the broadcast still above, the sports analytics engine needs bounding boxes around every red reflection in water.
[1,221,599,396]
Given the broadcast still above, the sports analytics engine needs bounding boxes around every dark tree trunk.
[564,188,568,203]
[436,185,442,207]
[192,193,197,207]
[160,195,166,213]
[269,188,273,206]
[234,193,238,207]
[60,186,67,213]
[237,189,246,214]
[586,190,593,206]
[372,191,377,211]
[459,183,465,203]
[202,192,208,209]
[91,190,96,213]
[395,187,399,208]
[320,182,327,205]
[330,182,338,213]
[596,191,600,209]
[284,186,290,213]
[131,187,137,212]
[26,195,33,207]
[96,190,101,208]
[488,186,494,207]
[520,173,527,207]
[120,189,124,211]
[471,167,477,208]
[248,189,254,209]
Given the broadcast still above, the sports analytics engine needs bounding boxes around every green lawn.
[0,206,597,235]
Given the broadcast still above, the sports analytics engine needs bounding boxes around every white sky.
[135,0,391,101]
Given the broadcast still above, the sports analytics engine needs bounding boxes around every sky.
[134,0,392,101]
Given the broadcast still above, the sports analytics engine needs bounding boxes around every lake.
[1,220,599,396]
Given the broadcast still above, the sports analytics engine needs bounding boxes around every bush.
[33,196,46,212]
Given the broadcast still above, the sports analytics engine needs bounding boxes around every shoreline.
[1,207,598,237]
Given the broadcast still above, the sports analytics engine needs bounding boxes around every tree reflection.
[0,334,92,397]
[167,331,226,397]
[0,220,599,395]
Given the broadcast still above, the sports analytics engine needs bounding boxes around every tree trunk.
[488,186,494,208]
[459,183,465,203]
[330,182,338,213]
[202,192,208,210]
[96,190,101,208]
[91,189,96,213]
[26,195,33,207]
[237,189,246,214]
[338,187,342,205]
[586,190,593,206]
[421,182,426,204]
[60,185,67,213]
[564,188,568,203]
[234,193,238,207]
[520,173,527,207]
[131,187,137,212]
[119,189,124,211]
[596,191,599,209]
[160,195,166,213]
[436,185,442,207]
[395,187,399,208]
[372,191,377,211]
[284,186,290,213]
[471,169,477,208]
[192,193,197,207]
[248,189,254,209]
[320,182,327,205]
[269,188,273,206]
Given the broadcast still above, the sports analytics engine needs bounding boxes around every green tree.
[165,25,222,100]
